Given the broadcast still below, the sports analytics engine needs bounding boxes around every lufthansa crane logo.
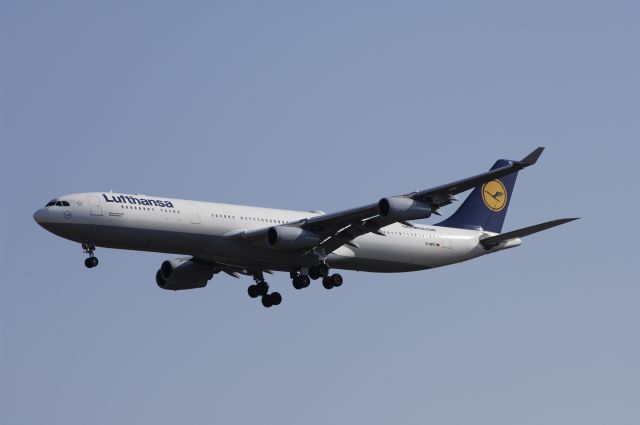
[482,180,507,211]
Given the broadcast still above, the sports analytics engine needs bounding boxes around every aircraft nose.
[33,208,49,225]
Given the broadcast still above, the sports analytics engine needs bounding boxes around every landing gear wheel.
[331,273,343,287]
[248,285,260,298]
[293,276,305,290]
[84,257,98,268]
[262,295,274,308]
[292,275,311,290]
[270,292,282,306]
[322,276,334,289]
[308,268,321,280]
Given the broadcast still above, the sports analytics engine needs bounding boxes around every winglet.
[520,147,545,166]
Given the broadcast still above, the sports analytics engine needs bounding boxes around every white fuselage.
[33,192,520,273]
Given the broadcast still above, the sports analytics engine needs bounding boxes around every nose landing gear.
[82,243,99,268]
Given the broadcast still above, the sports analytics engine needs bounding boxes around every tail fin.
[436,160,518,233]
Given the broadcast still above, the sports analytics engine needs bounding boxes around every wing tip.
[557,217,580,222]
[562,217,580,224]
[520,147,545,166]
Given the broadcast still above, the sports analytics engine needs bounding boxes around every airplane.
[33,147,577,308]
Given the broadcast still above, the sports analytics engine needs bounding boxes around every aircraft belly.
[40,221,213,255]
[332,231,481,272]
[197,238,311,271]
[326,254,427,273]
[345,234,440,270]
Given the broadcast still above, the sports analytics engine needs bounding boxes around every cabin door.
[88,196,103,216]
[189,204,201,224]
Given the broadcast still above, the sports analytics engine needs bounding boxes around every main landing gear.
[247,272,282,308]
[82,243,99,268]
[291,263,343,291]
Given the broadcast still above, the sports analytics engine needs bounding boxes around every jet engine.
[156,258,214,290]
[378,196,432,221]
[266,226,321,250]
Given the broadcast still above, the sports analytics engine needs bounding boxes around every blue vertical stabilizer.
[436,160,518,233]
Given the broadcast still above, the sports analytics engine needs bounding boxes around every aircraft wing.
[192,257,275,278]
[235,147,544,253]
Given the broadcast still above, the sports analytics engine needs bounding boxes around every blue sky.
[2,1,639,424]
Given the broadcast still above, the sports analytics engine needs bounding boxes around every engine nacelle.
[266,226,320,250]
[378,197,432,221]
[156,258,214,291]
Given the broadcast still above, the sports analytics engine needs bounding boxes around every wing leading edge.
[233,147,545,253]
[305,147,545,253]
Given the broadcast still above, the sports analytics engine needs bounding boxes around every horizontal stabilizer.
[480,218,579,248]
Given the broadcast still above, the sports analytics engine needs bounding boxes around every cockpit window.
[45,199,70,207]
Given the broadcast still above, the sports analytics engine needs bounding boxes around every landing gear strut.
[308,263,329,280]
[82,243,99,268]
[247,272,281,308]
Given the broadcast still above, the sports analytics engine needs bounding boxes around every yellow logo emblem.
[482,180,507,211]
